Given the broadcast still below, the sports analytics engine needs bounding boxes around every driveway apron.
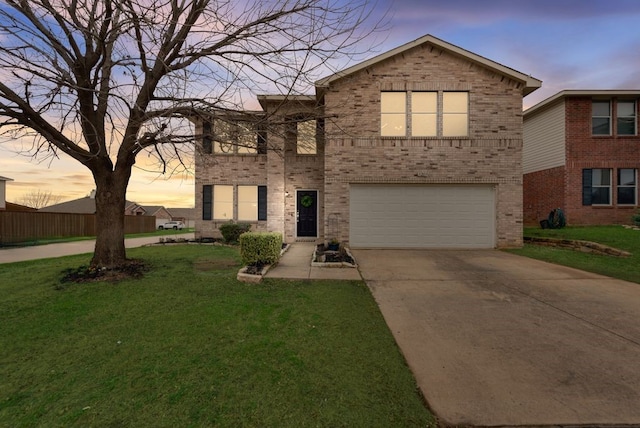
[353,249,640,427]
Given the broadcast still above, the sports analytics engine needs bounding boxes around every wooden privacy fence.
[0,211,155,245]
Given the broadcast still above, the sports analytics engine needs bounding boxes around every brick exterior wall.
[523,166,565,225]
[564,97,640,225]
[194,99,325,242]
[322,43,526,248]
[195,39,533,247]
[524,96,640,226]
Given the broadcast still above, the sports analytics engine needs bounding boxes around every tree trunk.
[91,168,130,268]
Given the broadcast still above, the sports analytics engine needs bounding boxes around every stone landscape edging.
[311,247,358,268]
[236,243,290,283]
[524,236,631,257]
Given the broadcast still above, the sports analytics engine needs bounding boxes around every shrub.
[218,222,251,243]
[632,210,640,227]
[239,232,283,266]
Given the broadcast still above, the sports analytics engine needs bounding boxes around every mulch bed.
[60,259,149,284]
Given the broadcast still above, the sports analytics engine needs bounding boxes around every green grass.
[508,225,640,284]
[0,245,434,427]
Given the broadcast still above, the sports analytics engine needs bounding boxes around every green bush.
[239,232,283,266]
[218,222,251,243]
[632,210,640,227]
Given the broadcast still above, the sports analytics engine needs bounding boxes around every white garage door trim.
[349,184,496,249]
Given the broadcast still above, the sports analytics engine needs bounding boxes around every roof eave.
[524,89,640,117]
[316,34,542,96]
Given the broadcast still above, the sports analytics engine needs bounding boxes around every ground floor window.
[618,168,637,205]
[202,185,267,221]
[583,168,638,206]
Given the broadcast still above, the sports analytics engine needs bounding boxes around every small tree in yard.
[0,0,382,268]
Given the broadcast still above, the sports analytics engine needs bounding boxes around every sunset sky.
[2,0,639,208]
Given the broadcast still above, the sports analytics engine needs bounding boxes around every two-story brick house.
[523,90,640,226]
[195,34,541,248]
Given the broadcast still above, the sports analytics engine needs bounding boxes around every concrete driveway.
[353,249,640,427]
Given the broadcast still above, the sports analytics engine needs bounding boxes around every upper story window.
[296,119,317,154]
[381,91,468,137]
[617,100,636,135]
[592,99,637,136]
[202,119,267,155]
[592,101,611,135]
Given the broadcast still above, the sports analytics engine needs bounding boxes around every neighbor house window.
[617,100,636,135]
[381,91,468,137]
[582,168,612,205]
[296,119,317,154]
[213,185,234,219]
[592,100,611,135]
[617,168,637,205]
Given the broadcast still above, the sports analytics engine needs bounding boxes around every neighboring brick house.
[195,34,541,248]
[523,90,640,226]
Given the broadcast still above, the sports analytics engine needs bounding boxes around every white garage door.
[349,184,496,248]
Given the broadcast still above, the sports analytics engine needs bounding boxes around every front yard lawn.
[0,245,434,427]
[509,225,640,284]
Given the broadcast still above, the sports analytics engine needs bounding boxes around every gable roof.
[316,34,542,96]
[167,207,195,219]
[40,196,141,214]
[141,205,169,216]
[524,89,640,117]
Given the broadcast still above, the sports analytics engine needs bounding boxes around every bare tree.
[18,189,63,209]
[0,0,383,268]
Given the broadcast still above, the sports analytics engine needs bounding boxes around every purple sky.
[2,0,639,207]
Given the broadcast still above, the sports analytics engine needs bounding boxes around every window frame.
[583,168,612,206]
[617,100,637,136]
[592,100,611,136]
[381,91,469,138]
[213,185,234,220]
[617,168,637,205]
[296,119,318,155]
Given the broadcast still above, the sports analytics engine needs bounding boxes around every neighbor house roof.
[316,34,542,96]
[141,205,168,216]
[524,89,640,117]
[5,202,37,211]
[0,176,14,182]
[167,207,195,219]
[40,196,141,214]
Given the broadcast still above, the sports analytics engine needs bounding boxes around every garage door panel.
[349,185,495,248]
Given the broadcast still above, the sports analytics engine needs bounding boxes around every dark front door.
[297,190,318,237]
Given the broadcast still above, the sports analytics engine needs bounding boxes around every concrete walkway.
[0,233,194,264]
[265,242,361,280]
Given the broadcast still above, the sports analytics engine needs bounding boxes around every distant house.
[39,191,144,214]
[194,34,541,248]
[0,176,13,210]
[141,205,173,228]
[167,207,195,228]
[523,90,640,225]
